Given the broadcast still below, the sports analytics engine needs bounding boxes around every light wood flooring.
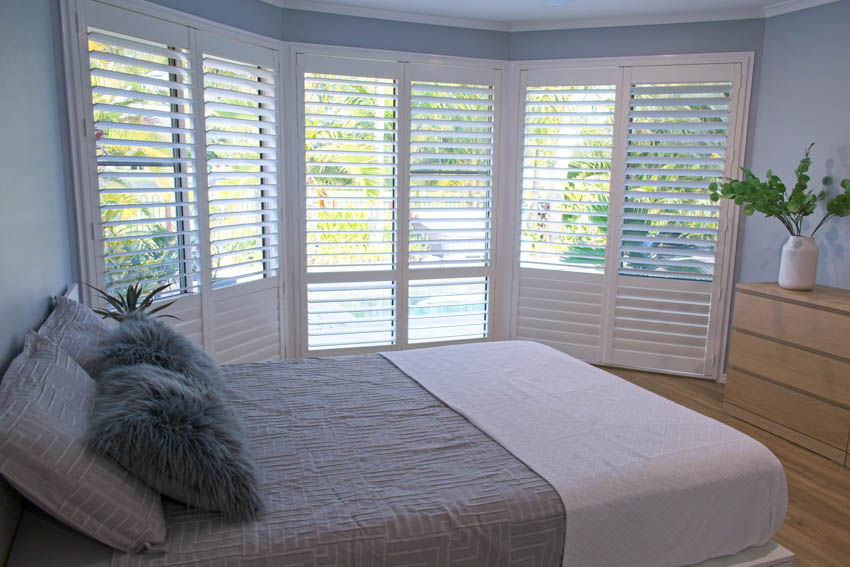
[601,366,850,567]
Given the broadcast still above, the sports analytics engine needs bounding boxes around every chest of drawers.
[723,282,850,466]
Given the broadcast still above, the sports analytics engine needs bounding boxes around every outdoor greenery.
[710,143,850,236]
[521,83,727,280]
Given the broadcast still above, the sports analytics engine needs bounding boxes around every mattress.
[384,341,788,567]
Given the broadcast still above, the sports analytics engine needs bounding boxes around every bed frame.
[0,491,796,566]
[0,285,794,566]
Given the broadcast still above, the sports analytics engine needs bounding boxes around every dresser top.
[737,282,850,314]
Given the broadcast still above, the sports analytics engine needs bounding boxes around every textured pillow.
[88,363,264,522]
[38,295,110,375]
[0,333,166,553]
[95,312,224,391]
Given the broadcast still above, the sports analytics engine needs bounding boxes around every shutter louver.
[307,281,396,350]
[520,85,616,272]
[304,73,398,273]
[204,53,279,288]
[408,278,488,344]
[89,29,200,297]
[304,71,398,351]
[409,82,493,269]
[620,82,731,280]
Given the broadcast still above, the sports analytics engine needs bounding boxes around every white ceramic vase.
[777,235,819,290]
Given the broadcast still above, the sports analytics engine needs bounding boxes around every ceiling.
[263,0,838,31]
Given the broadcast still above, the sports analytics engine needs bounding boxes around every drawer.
[733,292,850,360]
[725,369,850,450]
[728,330,850,408]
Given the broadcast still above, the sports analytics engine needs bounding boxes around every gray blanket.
[113,355,565,566]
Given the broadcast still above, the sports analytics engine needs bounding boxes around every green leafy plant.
[84,282,179,322]
[709,143,850,236]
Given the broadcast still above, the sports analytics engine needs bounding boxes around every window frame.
[505,54,754,380]
[293,54,505,356]
[61,0,752,371]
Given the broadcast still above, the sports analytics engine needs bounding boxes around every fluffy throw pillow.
[38,295,110,375]
[95,312,224,391]
[87,363,264,522]
[0,333,166,552]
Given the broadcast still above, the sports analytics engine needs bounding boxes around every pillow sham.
[88,363,264,522]
[95,312,224,391]
[38,295,110,375]
[0,332,166,553]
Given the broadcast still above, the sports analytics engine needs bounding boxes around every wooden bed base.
[691,541,793,567]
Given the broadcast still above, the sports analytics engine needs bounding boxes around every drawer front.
[729,330,850,408]
[725,369,850,450]
[734,292,850,360]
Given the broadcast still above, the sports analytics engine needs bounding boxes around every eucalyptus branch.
[810,213,835,237]
[709,143,850,239]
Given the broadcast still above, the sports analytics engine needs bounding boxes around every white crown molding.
[762,0,839,17]
[507,8,765,32]
[262,0,841,32]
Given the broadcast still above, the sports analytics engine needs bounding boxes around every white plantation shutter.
[610,65,737,375]
[297,59,499,353]
[619,80,728,280]
[198,33,283,363]
[203,52,279,288]
[408,277,488,343]
[307,281,396,350]
[88,29,200,298]
[514,63,745,378]
[406,69,497,344]
[301,61,400,352]
[81,7,285,363]
[515,69,619,361]
[409,81,493,269]
[520,83,615,271]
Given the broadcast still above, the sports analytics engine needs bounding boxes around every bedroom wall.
[737,0,850,289]
[145,0,510,59]
[0,0,76,374]
[508,18,765,61]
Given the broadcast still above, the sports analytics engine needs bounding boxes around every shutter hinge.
[76,12,80,34]
[90,221,96,241]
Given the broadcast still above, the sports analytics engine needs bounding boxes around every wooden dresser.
[724,282,850,466]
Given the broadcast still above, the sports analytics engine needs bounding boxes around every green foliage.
[709,143,850,236]
[85,282,179,322]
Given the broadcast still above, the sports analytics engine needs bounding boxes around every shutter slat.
[619,79,730,281]
[204,52,279,290]
[304,71,399,350]
[519,83,615,272]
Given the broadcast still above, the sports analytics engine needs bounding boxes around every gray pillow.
[95,312,224,391]
[87,363,264,522]
[0,332,166,553]
[38,296,110,375]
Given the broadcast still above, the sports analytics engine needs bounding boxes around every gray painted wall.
[0,0,76,372]
[508,18,765,61]
[146,0,509,59]
[737,0,850,289]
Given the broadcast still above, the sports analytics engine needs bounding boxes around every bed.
[3,341,792,567]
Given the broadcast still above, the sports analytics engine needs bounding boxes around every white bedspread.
[382,341,787,567]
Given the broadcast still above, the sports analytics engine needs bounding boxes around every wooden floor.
[601,366,850,567]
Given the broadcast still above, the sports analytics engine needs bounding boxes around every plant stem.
[810,213,834,237]
[777,215,797,236]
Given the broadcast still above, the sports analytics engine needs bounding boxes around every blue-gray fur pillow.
[94,312,224,391]
[87,363,264,522]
